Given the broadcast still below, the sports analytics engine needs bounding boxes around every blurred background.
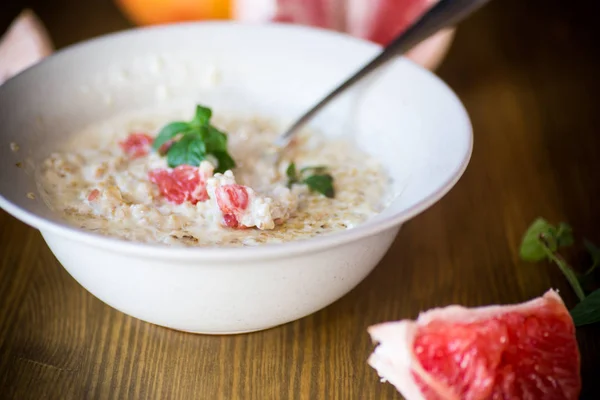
[2,1,600,398]
[1,0,437,46]
[2,0,598,77]
[0,0,457,74]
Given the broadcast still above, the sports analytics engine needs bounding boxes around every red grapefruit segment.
[368,290,581,400]
[87,189,100,202]
[119,132,154,159]
[148,165,211,205]
[215,184,249,228]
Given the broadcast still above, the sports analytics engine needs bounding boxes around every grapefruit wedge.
[368,290,581,400]
[0,9,53,85]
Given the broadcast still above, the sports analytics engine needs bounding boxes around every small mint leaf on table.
[570,288,600,327]
[519,217,586,302]
[583,239,600,276]
[556,222,574,248]
[519,218,554,261]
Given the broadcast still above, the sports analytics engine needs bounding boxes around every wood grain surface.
[1,0,599,398]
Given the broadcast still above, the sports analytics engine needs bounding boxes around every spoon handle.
[276,0,492,147]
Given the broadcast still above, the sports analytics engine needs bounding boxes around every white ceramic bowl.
[0,22,472,334]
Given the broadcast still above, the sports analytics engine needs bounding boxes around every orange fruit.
[115,0,232,26]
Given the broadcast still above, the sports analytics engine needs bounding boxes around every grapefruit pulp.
[148,165,210,205]
[215,184,249,228]
[368,290,581,399]
[119,133,154,159]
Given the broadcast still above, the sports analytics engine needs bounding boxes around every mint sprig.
[569,289,600,327]
[519,217,600,326]
[153,121,191,152]
[153,105,236,173]
[166,132,206,167]
[286,162,335,198]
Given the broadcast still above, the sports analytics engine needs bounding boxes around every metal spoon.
[274,0,492,150]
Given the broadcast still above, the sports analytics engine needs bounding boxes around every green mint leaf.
[584,239,600,276]
[286,162,335,197]
[584,240,600,263]
[211,150,236,174]
[191,105,212,127]
[303,174,335,198]
[520,218,585,300]
[204,126,235,172]
[204,126,228,153]
[570,288,600,327]
[519,218,554,261]
[154,105,237,171]
[556,223,574,248]
[166,133,206,167]
[152,122,190,151]
[286,162,298,186]
[553,255,587,302]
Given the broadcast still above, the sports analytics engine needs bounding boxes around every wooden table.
[1,0,599,398]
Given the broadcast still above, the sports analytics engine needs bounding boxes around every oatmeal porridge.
[37,105,391,247]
